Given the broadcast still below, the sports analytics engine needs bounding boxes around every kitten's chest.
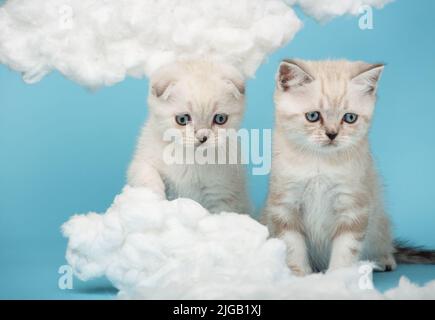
[298,174,340,269]
[301,174,337,227]
[293,162,352,236]
[290,160,354,220]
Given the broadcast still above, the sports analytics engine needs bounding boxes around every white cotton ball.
[62,213,105,252]
[0,0,303,87]
[0,0,393,87]
[115,198,166,232]
[63,186,435,299]
[62,213,109,279]
[165,198,209,227]
[285,0,393,22]
[62,209,125,280]
[110,186,167,232]
[385,277,435,300]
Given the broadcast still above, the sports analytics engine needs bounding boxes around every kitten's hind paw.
[373,255,397,272]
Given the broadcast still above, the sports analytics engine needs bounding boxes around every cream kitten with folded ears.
[263,59,435,275]
[128,59,250,214]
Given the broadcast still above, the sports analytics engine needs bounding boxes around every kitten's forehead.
[318,76,349,111]
[303,60,369,79]
[185,98,218,122]
[178,73,242,112]
[304,60,373,111]
[175,77,222,115]
[150,59,245,115]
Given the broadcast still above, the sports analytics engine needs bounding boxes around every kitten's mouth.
[194,141,208,148]
[323,141,338,148]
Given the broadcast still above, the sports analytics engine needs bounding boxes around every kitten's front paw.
[288,262,312,277]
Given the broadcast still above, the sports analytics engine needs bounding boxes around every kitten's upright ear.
[276,60,314,91]
[351,63,384,95]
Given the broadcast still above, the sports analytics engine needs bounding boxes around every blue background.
[1,0,435,299]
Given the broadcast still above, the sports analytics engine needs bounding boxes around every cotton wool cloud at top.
[286,0,394,22]
[0,0,393,88]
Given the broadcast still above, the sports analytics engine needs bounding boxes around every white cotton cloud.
[0,0,301,88]
[0,0,394,88]
[286,0,394,22]
[63,186,435,299]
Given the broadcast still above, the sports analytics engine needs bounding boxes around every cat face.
[148,60,245,149]
[275,59,384,153]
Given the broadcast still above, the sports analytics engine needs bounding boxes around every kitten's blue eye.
[343,113,358,124]
[175,114,191,126]
[305,111,321,123]
[213,113,228,125]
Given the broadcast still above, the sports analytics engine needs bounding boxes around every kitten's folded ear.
[277,60,314,91]
[220,64,245,99]
[225,78,245,99]
[151,78,174,100]
[150,63,182,100]
[351,63,384,95]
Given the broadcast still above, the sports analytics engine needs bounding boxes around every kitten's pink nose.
[326,132,338,141]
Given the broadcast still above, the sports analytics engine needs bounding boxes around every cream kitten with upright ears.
[263,59,435,275]
[128,59,250,214]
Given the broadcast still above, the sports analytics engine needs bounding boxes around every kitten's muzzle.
[195,129,211,144]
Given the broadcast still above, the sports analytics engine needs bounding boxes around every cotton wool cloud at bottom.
[62,186,435,299]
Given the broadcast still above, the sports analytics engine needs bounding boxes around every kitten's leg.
[281,229,312,276]
[328,213,368,270]
[206,199,237,214]
[228,189,251,214]
[216,201,250,214]
[264,204,311,276]
[127,160,165,199]
[204,165,251,214]
[204,191,250,214]
[366,213,396,272]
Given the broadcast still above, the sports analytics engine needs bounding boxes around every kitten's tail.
[394,240,435,264]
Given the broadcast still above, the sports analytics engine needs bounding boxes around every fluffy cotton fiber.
[0,0,392,88]
[63,186,435,299]
[286,0,394,21]
[0,0,300,87]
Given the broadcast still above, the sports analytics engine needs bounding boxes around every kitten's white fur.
[263,59,396,275]
[128,60,250,214]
